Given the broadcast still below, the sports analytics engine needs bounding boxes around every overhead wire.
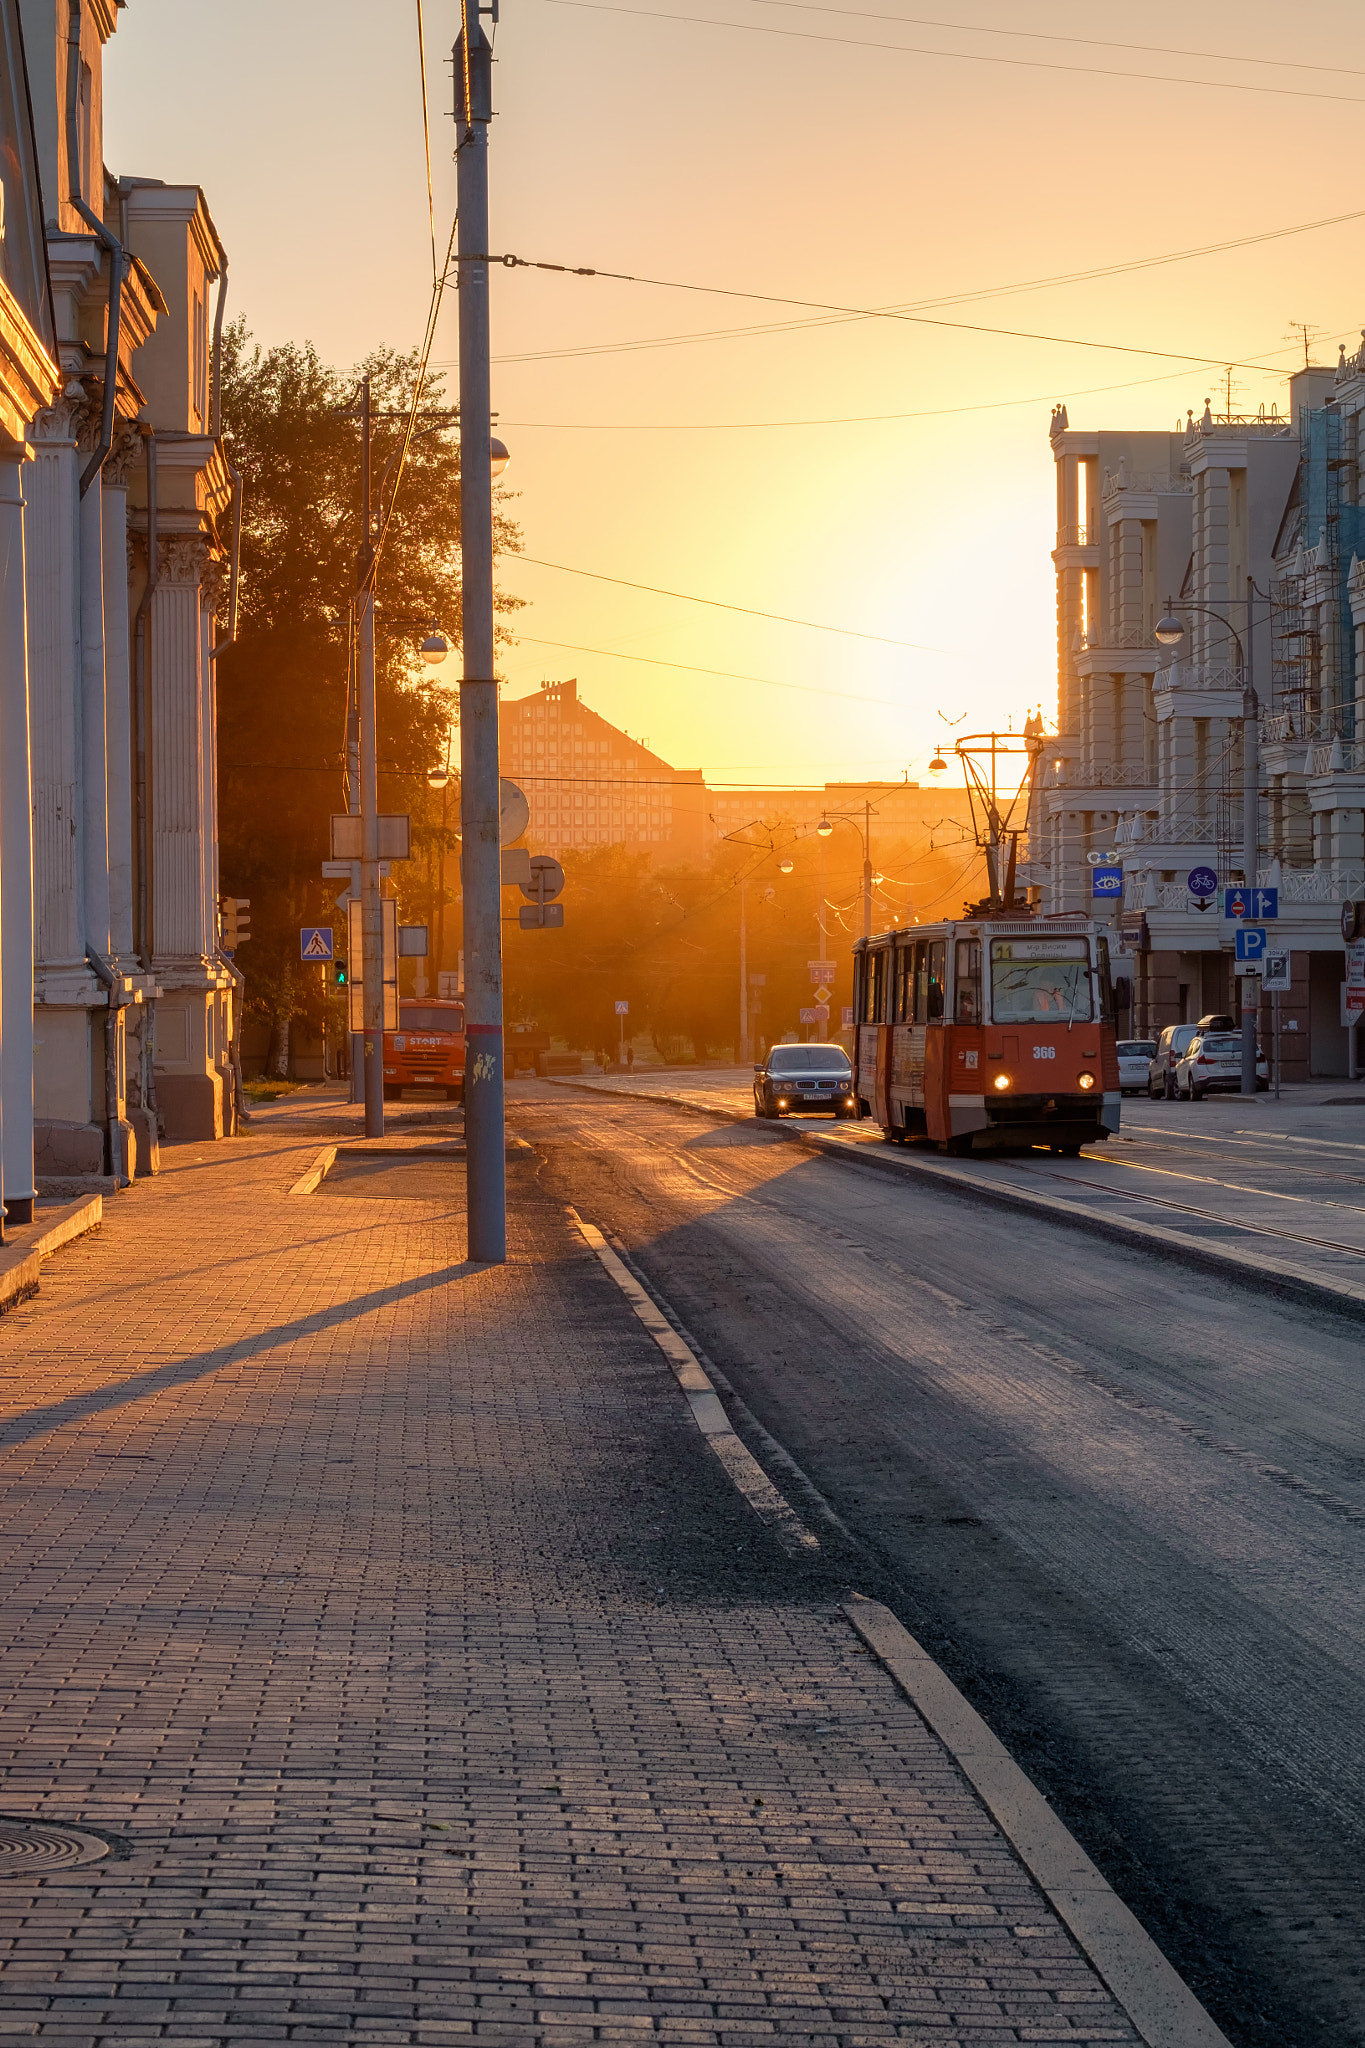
[740,1,1365,82]
[535,0,1365,107]
[511,556,942,648]
[509,636,913,702]
[416,0,437,285]
[471,250,1307,377]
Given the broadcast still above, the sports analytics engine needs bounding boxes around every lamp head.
[816,816,833,838]
[427,767,450,790]
[490,437,510,478]
[928,754,947,774]
[778,857,794,874]
[420,629,450,666]
[1154,610,1185,647]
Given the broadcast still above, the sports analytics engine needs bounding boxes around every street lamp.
[1155,589,1259,1096]
[427,766,450,790]
[816,807,876,940]
[490,437,510,478]
[778,857,794,874]
[421,628,450,665]
[928,752,948,774]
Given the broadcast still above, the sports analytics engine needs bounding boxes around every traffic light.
[219,897,251,949]
[335,961,348,988]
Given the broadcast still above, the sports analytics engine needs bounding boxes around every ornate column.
[103,421,139,961]
[76,412,112,961]
[25,401,85,977]
[149,535,211,963]
[0,451,25,1216]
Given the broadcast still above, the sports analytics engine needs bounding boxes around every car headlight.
[1077,1071,1096,1090]
[777,1097,788,1108]
[993,1073,1011,1091]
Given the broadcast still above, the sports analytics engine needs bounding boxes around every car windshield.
[1118,1041,1156,1058]
[398,1005,463,1035]
[989,940,1092,1023]
[768,1045,850,1072]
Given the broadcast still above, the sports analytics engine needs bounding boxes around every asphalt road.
[520,1082,1365,2048]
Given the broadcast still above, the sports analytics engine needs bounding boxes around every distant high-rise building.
[500,679,706,863]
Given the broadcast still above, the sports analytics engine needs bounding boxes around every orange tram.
[851,915,1121,1155]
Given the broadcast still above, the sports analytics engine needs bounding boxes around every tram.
[851,914,1120,1154]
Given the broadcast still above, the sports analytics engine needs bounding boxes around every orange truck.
[382,999,466,1102]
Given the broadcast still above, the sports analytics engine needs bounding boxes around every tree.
[215,321,520,1068]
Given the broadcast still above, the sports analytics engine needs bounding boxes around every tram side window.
[864,949,886,1022]
[1096,936,1115,1021]
[911,942,927,1022]
[926,941,946,1019]
[955,939,982,1023]
[893,948,912,1023]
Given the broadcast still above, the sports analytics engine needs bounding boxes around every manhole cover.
[0,1822,110,1876]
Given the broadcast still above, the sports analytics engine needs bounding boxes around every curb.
[289,1135,532,1192]
[845,1596,1233,2048]
[548,1077,1365,1317]
[0,1195,103,1314]
[569,1207,820,1557]
[288,1146,337,1196]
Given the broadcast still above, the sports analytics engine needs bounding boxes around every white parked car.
[1116,1039,1157,1095]
[1173,1030,1269,1100]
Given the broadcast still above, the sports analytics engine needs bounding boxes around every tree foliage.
[215,319,519,1063]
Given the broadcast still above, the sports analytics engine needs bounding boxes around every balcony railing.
[1055,525,1094,547]
[1151,867,1364,909]
[1077,628,1155,653]
[1260,711,1296,744]
[1154,663,1246,692]
[1307,740,1360,775]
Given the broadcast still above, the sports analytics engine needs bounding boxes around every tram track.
[525,1087,1365,2048]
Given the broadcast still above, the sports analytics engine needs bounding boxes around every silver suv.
[1148,1015,1235,1099]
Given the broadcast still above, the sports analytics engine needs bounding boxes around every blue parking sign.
[1091,866,1123,897]
[1235,926,1266,962]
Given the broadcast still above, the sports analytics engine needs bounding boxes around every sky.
[104,0,1365,790]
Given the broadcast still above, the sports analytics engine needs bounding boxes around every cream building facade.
[1039,364,1365,1078]
[0,0,237,1222]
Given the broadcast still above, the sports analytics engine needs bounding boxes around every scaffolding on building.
[1272,405,1365,742]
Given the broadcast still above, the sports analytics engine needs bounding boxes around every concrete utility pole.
[357,376,385,1138]
[455,11,505,1262]
[345,607,363,1100]
[1240,575,1260,1098]
[862,799,873,942]
[738,876,749,1065]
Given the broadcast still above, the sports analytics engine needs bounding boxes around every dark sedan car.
[754,1043,857,1119]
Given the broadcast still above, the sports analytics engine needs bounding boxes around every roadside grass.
[242,1077,309,1103]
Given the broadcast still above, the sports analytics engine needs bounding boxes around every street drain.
[0,1822,111,1876]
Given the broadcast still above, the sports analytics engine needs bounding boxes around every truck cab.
[382,999,466,1102]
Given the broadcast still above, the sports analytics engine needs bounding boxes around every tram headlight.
[1077,1071,1096,1091]
[992,1072,1011,1091]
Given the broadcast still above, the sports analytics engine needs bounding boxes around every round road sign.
[499,778,531,846]
[1187,866,1218,897]
[519,854,565,903]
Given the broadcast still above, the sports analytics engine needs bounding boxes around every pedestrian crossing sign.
[300,926,335,961]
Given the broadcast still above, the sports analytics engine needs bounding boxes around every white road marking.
[568,1207,820,1554]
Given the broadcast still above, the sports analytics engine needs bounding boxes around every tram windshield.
[989,939,1093,1023]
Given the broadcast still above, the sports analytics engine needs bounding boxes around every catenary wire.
[416,0,437,285]
[535,0,1365,106]
[509,636,913,702]
[472,251,1303,377]
[464,207,1365,368]
[741,1,1365,81]
[512,557,943,648]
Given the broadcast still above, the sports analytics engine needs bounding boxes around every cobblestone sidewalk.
[0,1118,1141,2044]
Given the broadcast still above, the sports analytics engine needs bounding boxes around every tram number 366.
[1032,1045,1056,1059]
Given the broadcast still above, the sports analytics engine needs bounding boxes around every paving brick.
[0,1118,1142,2045]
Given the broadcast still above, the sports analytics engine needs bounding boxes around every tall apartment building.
[500,680,987,920]
[500,679,707,865]
[1040,363,1365,1077]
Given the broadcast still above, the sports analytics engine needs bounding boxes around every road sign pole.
[1273,988,1281,1101]
[1241,673,1259,1096]
[456,18,505,1262]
